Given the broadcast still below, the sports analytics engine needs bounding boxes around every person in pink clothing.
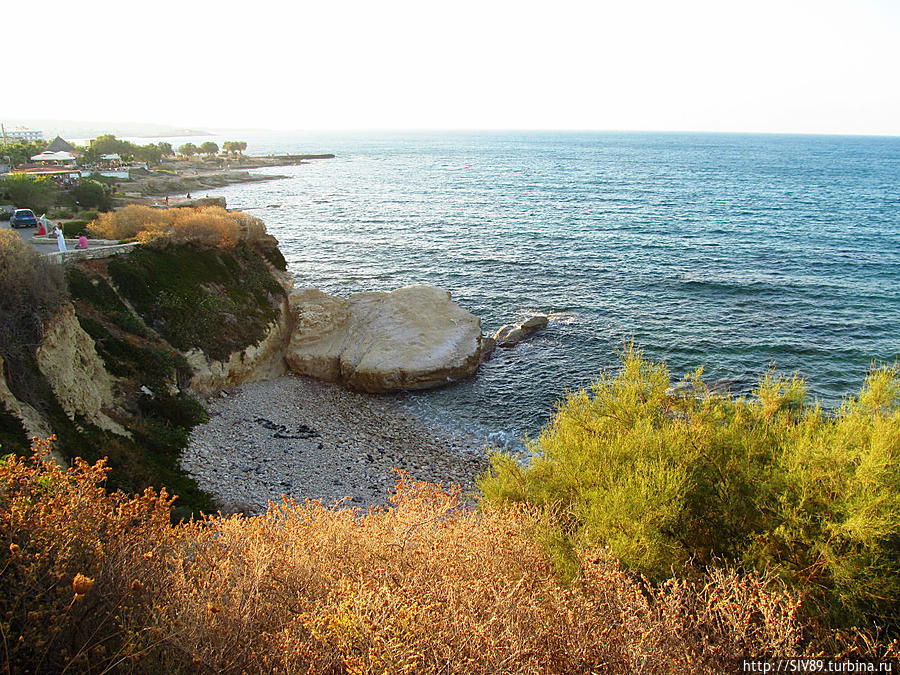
[77,235,89,249]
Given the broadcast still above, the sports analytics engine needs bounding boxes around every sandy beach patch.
[181,375,490,514]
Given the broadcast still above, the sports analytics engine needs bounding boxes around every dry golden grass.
[1,444,890,674]
[87,205,268,248]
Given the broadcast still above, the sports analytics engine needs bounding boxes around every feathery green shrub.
[479,345,900,631]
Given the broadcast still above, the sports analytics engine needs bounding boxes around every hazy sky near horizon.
[7,0,900,135]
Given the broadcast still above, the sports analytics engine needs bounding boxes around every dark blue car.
[10,209,38,228]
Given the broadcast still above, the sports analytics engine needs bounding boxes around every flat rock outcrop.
[493,314,549,347]
[285,285,482,393]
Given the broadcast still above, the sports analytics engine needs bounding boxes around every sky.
[6,0,899,135]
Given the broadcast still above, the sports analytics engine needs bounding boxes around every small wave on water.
[195,131,900,444]
[547,311,579,325]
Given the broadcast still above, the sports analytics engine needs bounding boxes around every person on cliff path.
[54,226,67,252]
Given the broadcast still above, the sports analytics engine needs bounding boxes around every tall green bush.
[478,345,900,630]
[0,174,58,213]
[69,179,113,212]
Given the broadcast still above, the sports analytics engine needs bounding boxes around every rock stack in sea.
[285,285,485,393]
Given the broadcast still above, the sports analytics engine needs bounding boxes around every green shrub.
[67,267,126,313]
[138,392,207,430]
[62,220,90,237]
[479,346,900,632]
[75,316,176,385]
[69,179,113,212]
[0,174,58,213]
[259,237,288,271]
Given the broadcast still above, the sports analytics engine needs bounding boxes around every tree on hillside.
[223,141,247,156]
[85,135,134,163]
[134,144,163,165]
[178,143,198,158]
[69,179,113,212]
[199,141,219,157]
[157,142,174,157]
[0,140,50,169]
[0,174,58,213]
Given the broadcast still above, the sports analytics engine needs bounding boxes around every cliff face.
[35,305,127,436]
[7,246,490,442]
[1,237,487,513]
[0,240,292,515]
[185,295,292,392]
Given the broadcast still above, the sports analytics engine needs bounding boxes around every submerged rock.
[493,314,549,347]
[479,336,497,362]
[285,285,483,393]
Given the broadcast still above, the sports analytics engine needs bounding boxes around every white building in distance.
[2,127,44,142]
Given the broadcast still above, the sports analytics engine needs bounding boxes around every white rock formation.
[35,306,129,436]
[285,285,483,393]
[493,314,549,347]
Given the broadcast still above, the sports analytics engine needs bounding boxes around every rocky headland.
[0,226,548,514]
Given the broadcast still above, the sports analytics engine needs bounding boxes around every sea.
[137,131,900,447]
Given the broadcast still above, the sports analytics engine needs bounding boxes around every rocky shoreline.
[130,169,288,198]
[181,375,491,514]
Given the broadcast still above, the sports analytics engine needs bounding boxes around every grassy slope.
[2,241,286,518]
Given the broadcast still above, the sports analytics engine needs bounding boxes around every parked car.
[10,209,38,229]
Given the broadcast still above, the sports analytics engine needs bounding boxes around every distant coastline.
[3,118,210,142]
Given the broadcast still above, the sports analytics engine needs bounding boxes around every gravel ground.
[181,376,491,514]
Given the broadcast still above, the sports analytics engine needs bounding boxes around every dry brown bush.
[2,447,891,674]
[0,440,175,673]
[87,205,267,249]
[87,205,173,240]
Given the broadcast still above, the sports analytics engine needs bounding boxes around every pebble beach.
[181,376,492,514]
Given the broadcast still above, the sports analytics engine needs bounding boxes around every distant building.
[47,136,76,153]
[30,150,76,165]
[13,167,82,186]
[4,128,43,142]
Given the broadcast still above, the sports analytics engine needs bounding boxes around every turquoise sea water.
[181,131,900,445]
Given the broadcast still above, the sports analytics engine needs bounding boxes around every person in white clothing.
[54,226,67,252]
